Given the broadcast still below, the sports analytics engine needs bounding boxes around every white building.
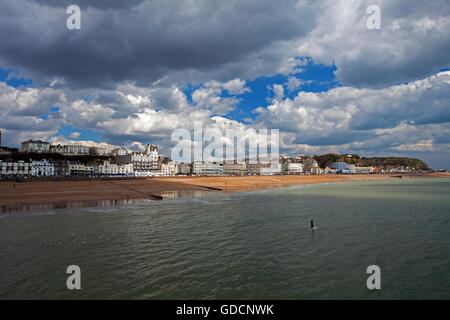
[89,146,110,156]
[68,163,95,176]
[282,162,304,174]
[112,147,130,156]
[31,159,55,176]
[260,163,282,175]
[50,144,66,155]
[0,160,31,176]
[192,162,223,176]
[98,161,116,175]
[116,144,160,173]
[222,163,245,176]
[346,164,356,174]
[118,163,134,175]
[324,167,337,174]
[21,140,50,153]
[177,163,191,175]
[332,162,356,174]
[310,166,324,175]
[355,166,374,174]
[332,162,349,171]
[161,161,178,176]
[65,145,90,156]
[98,161,133,176]
[50,144,90,156]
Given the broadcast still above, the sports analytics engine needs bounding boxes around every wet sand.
[0,173,447,211]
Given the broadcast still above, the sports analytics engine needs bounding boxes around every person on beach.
[311,220,314,229]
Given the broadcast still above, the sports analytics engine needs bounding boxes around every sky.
[0,0,449,169]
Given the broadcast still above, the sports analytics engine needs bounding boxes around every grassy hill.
[313,153,430,171]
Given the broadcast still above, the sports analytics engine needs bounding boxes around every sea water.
[0,178,449,299]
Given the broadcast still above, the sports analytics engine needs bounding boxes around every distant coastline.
[1,172,448,214]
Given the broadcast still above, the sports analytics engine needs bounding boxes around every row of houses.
[1,158,413,178]
[330,161,413,174]
[21,140,110,156]
[0,158,381,178]
[0,159,309,177]
[0,160,134,177]
[8,139,394,177]
[167,160,320,176]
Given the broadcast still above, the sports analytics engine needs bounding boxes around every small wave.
[87,208,119,213]
[30,211,57,216]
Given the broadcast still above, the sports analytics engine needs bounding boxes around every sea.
[0,178,449,299]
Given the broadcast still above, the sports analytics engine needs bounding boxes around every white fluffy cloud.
[297,0,450,87]
[191,79,250,115]
[255,71,450,153]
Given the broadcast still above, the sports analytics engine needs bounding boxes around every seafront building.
[331,162,364,174]
[260,163,282,175]
[31,159,55,176]
[222,163,246,176]
[282,162,304,174]
[302,158,320,174]
[310,166,324,175]
[65,144,90,156]
[192,162,223,176]
[50,144,97,156]
[68,163,96,176]
[355,166,375,174]
[0,160,31,176]
[116,144,160,176]
[332,162,349,171]
[89,146,109,156]
[111,147,130,156]
[97,161,133,176]
[177,163,192,175]
[0,134,412,178]
[21,140,50,153]
[19,141,112,157]
[161,161,178,176]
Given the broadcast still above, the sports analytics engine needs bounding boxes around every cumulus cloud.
[255,71,450,153]
[297,0,450,87]
[69,131,81,139]
[0,82,65,116]
[191,79,250,115]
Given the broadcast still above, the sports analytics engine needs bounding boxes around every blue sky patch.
[55,125,102,142]
[0,67,32,87]
[181,59,339,122]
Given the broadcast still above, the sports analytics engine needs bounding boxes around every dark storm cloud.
[0,0,319,89]
[34,0,147,9]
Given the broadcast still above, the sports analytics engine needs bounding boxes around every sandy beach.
[1,173,447,211]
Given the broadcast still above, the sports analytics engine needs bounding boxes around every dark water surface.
[1,178,449,299]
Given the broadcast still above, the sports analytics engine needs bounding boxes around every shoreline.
[1,173,448,214]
